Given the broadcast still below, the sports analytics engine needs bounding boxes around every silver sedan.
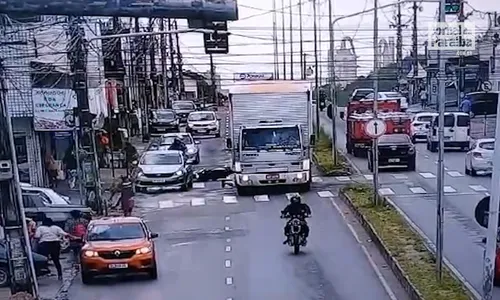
[465,138,494,176]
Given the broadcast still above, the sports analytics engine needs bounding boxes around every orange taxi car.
[80,216,159,284]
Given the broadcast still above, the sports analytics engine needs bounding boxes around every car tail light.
[472,152,482,158]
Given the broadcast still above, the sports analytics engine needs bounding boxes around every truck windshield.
[241,127,301,150]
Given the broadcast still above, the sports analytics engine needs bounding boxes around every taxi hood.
[85,238,148,250]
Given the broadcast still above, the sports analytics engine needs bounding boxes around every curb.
[52,265,79,300]
[338,190,425,300]
[311,152,352,177]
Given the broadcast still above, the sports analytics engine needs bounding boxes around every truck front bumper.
[235,171,310,187]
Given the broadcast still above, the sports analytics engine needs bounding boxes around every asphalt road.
[320,110,496,298]
[66,108,409,300]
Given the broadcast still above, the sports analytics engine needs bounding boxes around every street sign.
[481,81,492,92]
[444,0,461,14]
[474,196,500,228]
[365,119,387,138]
[203,21,229,54]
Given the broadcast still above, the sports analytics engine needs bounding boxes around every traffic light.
[445,0,461,15]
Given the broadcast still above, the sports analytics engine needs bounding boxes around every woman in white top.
[35,218,74,280]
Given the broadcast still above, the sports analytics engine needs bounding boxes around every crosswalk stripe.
[335,176,351,181]
[447,171,463,177]
[364,174,373,180]
[191,198,206,206]
[444,186,457,193]
[254,195,270,202]
[392,174,408,179]
[223,196,238,204]
[312,176,323,183]
[317,191,334,198]
[469,185,488,192]
[379,188,395,195]
[419,172,436,179]
[409,187,427,194]
[159,200,175,208]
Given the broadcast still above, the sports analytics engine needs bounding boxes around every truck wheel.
[299,181,311,192]
[236,186,251,196]
[430,142,438,153]
[81,271,93,285]
[353,149,362,157]
[407,157,416,171]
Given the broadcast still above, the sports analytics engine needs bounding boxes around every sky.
[176,0,498,88]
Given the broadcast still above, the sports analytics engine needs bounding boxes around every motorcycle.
[281,213,310,255]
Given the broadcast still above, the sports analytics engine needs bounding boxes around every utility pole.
[281,0,287,79]
[210,54,217,104]
[372,0,380,205]
[318,1,322,86]
[436,0,446,281]
[457,1,465,106]
[390,0,405,81]
[168,19,177,99]
[69,16,103,213]
[299,0,304,79]
[289,0,294,79]
[149,18,157,109]
[0,56,38,297]
[272,0,279,79]
[327,0,337,164]
[412,1,419,104]
[312,0,319,135]
[174,20,184,100]
[159,18,169,108]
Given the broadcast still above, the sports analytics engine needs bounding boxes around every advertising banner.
[32,89,77,131]
[234,72,274,81]
[0,0,238,20]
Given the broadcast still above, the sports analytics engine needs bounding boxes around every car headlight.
[175,170,183,176]
[136,247,151,254]
[84,250,99,257]
[408,146,415,155]
[187,148,196,154]
[302,159,310,171]
[188,123,194,127]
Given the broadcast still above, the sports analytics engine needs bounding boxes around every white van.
[426,112,470,152]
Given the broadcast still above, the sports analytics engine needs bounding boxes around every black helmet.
[290,194,301,204]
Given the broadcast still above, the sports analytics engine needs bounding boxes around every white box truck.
[226,81,314,195]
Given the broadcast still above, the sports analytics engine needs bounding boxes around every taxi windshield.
[87,223,145,241]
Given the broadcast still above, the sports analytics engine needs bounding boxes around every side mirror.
[150,233,159,239]
[194,140,201,144]
[226,138,232,149]
[310,134,316,146]
[339,111,345,120]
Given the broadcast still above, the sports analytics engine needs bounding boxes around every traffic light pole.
[0,57,39,298]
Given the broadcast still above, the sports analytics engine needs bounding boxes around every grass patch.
[313,127,349,174]
[343,184,470,300]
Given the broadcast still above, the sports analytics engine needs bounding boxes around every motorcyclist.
[169,136,187,153]
[281,194,311,244]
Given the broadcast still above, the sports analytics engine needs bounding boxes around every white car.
[465,138,494,176]
[186,111,220,137]
[364,91,408,111]
[410,112,438,142]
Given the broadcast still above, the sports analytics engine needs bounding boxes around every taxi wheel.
[148,266,158,280]
[81,271,93,285]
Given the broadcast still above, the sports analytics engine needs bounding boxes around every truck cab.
[226,81,313,195]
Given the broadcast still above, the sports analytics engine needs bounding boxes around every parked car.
[0,240,51,287]
[186,111,220,137]
[368,133,416,171]
[172,101,197,123]
[410,112,438,142]
[349,88,374,102]
[465,138,494,176]
[80,216,159,284]
[135,150,194,193]
[364,91,408,111]
[146,133,200,164]
[149,109,179,135]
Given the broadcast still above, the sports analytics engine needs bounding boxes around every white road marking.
[191,198,206,206]
[329,198,398,300]
[379,188,395,195]
[392,174,408,179]
[444,186,457,193]
[226,277,233,285]
[335,176,351,181]
[225,245,231,252]
[223,196,238,204]
[447,171,463,177]
[312,176,323,183]
[470,185,488,192]
[409,187,427,194]
[192,182,205,188]
[224,226,230,231]
[225,259,232,268]
[226,238,231,243]
[159,200,175,208]
[419,172,436,178]
[254,195,270,202]
[225,216,230,221]
[317,191,334,198]
[364,174,373,180]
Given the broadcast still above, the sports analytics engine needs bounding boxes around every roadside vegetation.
[343,184,470,300]
[313,127,350,175]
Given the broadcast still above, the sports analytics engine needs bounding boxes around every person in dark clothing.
[120,176,135,217]
[168,137,187,153]
[281,194,311,244]
[64,210,89,264]
[63,146,78,189]
[123,142,138,173]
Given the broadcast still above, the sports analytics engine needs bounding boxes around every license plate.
[157,128,165,131]
[266,174,280,180]
[109,263,128,269]
[152,179,165,183]
[388,158,400,163]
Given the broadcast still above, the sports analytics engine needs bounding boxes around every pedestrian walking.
[119,176,135,217]
[419,89,427,108]
[44,152,59,188]
[63,146,78,190]
[460,96,472,114]
[64,210,89,265]
[35,218,76,280]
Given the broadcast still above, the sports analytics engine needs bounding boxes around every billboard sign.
[427,22,475,54]
[204,21,229,54]
[32,89,77,131]
[0,0,239,20]
[234,72,274,81]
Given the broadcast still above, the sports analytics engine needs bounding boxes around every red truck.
[340,99,412,157]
